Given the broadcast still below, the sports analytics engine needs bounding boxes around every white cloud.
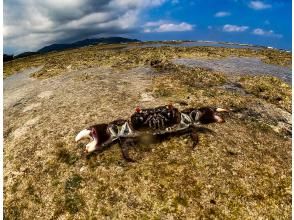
[156,22,194,32]
[109,0,166,8]
[214,11,231,17]
[249,1,272,10]
[143,28,152,33]
[252,28,282,38]
[143,21,194,33]
[144,20,166,27]
[4,0,167,53]
[223,24,249,32]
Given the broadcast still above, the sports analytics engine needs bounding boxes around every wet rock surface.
[173,57,292,84]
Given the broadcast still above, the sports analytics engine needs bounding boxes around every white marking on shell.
[192,110,201,122]
[126,122,134,134]
[108,126,118,138]
[75,129,91,142]
[119,122,133,136]
[181,113,192,126]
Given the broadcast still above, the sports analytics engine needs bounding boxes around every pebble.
[80,166,86,172]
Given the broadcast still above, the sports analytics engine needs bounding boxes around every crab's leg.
[190,127,199,149]
[120,138,136,162]
[100,137,119,149]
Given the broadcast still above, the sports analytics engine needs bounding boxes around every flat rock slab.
[140,92,155,102]
[173,57,292,84]
[22,103,41,112]
[12,116,40,139]
[3,66,43,108]
[37,91,54,99]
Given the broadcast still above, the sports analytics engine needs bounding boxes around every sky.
[4,0,292,54]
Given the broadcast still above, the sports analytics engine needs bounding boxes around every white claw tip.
[86,139,98,153]
[216,108,229,112]
[75,129,91,142]
[214,115,225,123]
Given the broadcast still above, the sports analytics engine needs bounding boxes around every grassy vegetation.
[239,76,291,112]
[4,42,291,219]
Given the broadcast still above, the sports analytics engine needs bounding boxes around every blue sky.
[4,0,292,54]
[135,0,291,49]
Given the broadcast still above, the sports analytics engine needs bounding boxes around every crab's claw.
[75,124,111,153]
[216,108,229,113]
[85,138,98,153]
[213,107,229,123]
[196,107,229,124]
[213,115,225,123]
[75,129,92,142]
[75,127,98,153]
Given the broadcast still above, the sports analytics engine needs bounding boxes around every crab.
[131,104,180,131]
[75,105,228,161]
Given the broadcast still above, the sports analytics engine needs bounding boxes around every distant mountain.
[38,37,140,53]
[7,37,140,61]
[14,51,40,59]
[3,54,14,62]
